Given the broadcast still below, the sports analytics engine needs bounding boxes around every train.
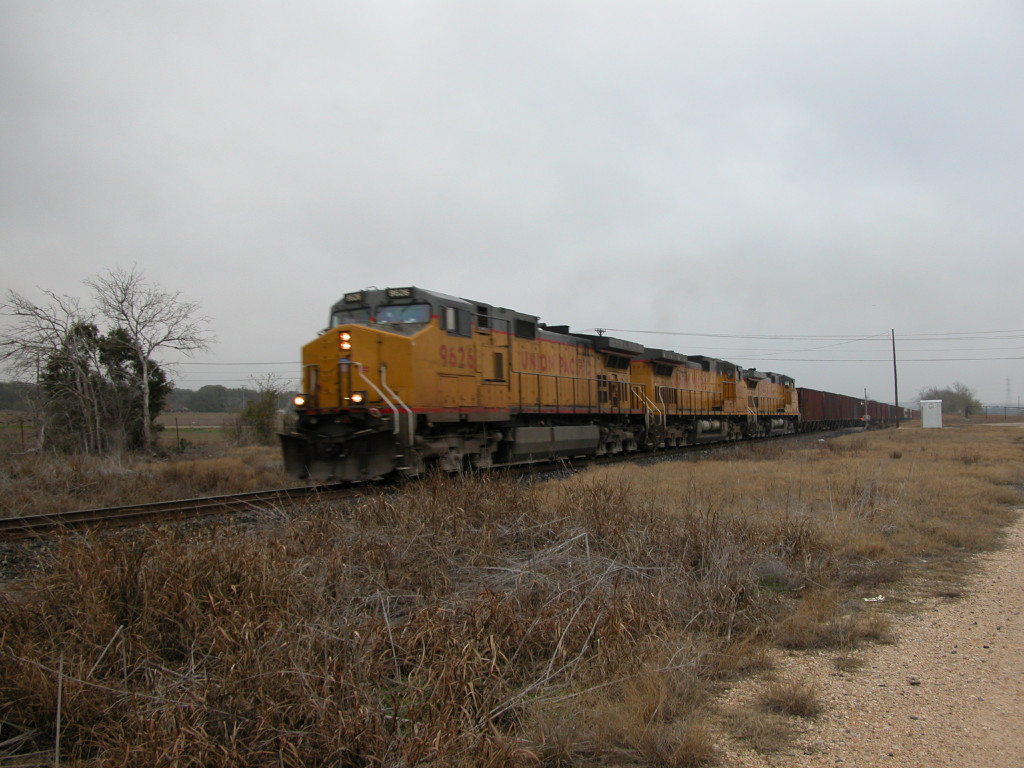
[279,286,918,482]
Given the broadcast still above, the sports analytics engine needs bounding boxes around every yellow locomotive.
[280,286,799,481]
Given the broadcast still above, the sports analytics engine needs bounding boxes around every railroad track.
[0,484,358,540]
[0,430,850,541]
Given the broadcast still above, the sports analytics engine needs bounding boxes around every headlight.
[339,331,352,351]
[350,392,365,404]
[293,395,307,407]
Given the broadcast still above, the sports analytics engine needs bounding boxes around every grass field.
[1,412,289,518]
[1,410,277,454]
[1,424,1021,765]
[0,413,34,453]
[155,411,244,447]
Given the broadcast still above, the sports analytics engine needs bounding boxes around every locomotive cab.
[283,287,436,480]
[281,286,499,481]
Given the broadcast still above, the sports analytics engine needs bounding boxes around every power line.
[729,356,1024,363]
[169,361,299,366]
[591,328,890,341]
[595,328,1024,342]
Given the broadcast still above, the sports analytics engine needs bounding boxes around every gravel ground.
[719,510,1024,767]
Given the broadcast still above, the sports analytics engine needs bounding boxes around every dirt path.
[720,510,1024,767]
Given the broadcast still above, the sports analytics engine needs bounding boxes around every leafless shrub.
[773,589,893,650]
[833,654,866,673]
[638,719,717,767]
[822,435,867,454]
[725,707,794,753]
[856,612,896,644]
[709,636,774,680]
[762,677,823,718]
[955,449,981,465]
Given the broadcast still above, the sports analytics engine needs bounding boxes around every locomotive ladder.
[631,385,665,431]
[746,406,759,433]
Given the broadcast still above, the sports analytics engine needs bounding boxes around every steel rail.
[0,484,357,540]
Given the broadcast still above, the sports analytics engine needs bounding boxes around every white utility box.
[921,400,943,429]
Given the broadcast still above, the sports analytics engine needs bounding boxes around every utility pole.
[892,329,900,427]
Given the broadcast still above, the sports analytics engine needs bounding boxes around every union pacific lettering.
[558,355,593,377]
[518,350,593,377]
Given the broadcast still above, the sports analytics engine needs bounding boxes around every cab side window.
[443,307,471,337]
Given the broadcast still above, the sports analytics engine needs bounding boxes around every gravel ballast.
[720,510,1024,767]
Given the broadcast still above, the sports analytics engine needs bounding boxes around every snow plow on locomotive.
[280,286,808,482]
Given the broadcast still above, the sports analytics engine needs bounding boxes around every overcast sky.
[3,1,1023,405]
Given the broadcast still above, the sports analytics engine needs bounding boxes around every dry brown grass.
[637,719,717,767]
[0,446,291,518]
[761,677,823,718]
[0,424,1021,765]
[833,654,867,673]
[725,707,795,754]
[772,588,895,649]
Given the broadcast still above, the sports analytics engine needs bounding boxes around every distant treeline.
[0,382,34,411]
[166,385,295,413]
[0,382,294,413]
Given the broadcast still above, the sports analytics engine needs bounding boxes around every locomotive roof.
[688,355,738,374]
[637,348,689,365]
[572,333,646,356]
[332,286,539,322]
[332,288,784,371]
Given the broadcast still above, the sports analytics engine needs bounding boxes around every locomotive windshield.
[330,307,371,327]
[329,303,433,331]
[375,303,432,325]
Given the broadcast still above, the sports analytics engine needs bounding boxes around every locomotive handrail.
[508,369,605,386]
[350,360,404,436]
[509,369,624,414]
[509,368,677,417]
[631,384,664,429]
[380,364,415,446]
[655,384,720,416]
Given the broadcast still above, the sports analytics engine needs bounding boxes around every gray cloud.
[3,1,1023,401]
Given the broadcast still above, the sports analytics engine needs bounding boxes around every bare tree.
[919,382,982,416]
[0,290,102,451]
[237,373,288,445]
[1,290,89,377]
[86,266,215,452]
